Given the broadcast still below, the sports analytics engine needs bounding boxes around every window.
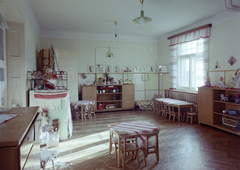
[168,25,211,91]
[177,40,204,91]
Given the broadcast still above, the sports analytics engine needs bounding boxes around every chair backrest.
[168,104,174,113]
[122,134,140,158]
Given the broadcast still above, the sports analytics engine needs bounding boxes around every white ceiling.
[9,0,240,41]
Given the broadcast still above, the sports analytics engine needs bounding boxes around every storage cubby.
[199,87,240,136]
[81,84,135,112]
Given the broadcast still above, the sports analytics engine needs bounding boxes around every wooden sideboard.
[81,84,135,112]
[198,87,240,136]
[0,107,40,170]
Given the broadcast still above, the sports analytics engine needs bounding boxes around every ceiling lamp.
[132,0,152,25]
[114,21,118,38]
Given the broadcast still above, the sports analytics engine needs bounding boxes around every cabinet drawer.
[20,124,35,169]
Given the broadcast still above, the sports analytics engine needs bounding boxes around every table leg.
[118,136,121,167]
[109,130,112,154]
[178,106,181,122]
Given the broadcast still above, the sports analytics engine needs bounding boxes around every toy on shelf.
[37,71,43,79]
[52,70,58,79]
[45,68,53,79]
[52,119,59,132]
[204,76,211,87]
[220,94,228,102]
[218,77,228,88]
[31,70,37,79]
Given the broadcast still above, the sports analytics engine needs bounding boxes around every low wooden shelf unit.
[81,84,135,112]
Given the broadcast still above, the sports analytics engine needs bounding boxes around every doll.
[218,77,227,88]
[36,71,42,79]
[41,108,49,128]
[31,70,37,79]
[60,71,64,79]
[52,70,58,79]
[204,77,211,87]
[45,68,53,79]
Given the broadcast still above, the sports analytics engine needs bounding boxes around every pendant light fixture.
[114,21,118,38]
[132,0,152,25]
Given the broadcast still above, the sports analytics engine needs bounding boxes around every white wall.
[40,39,159,74]
[157,41,169,71]
[209,18,240,71]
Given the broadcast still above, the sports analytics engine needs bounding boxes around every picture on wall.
[149,66,154,73]
[87,65,94,73]
[134,66,139,72]
[0,68,4,81]
[141,65,147,72]
[113,65,120,73]
[0,29,3,61]
[105,65,111,73]
[124,65,131,72]
[96,64,103,73]
[228,56,237,66]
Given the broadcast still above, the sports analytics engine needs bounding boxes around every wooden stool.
[186,112,198,124]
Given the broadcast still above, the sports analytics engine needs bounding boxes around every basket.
[222,116,240,128]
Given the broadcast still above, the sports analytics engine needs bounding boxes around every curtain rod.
[167,24,212,40]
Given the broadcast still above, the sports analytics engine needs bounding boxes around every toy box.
[222,116,240,128]
[105,104,117,109]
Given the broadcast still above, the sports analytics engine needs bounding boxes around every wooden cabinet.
[82,85,97,101]
[0,107,40,170]
[122,84,135,109]
[81,84,135,112]
[198,87,213,124]
[198,87,240,136]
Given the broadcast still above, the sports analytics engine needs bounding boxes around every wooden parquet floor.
[49,110,240,170]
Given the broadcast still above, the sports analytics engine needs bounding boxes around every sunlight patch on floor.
[54,130,110,152]
[59,142,110,162]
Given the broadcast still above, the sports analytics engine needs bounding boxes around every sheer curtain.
[168,25,211,90]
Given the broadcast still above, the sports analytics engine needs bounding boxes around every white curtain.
[168,27,210,89]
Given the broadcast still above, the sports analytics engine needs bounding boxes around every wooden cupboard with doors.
[81,84,135,112]
[0,107,40,170]
[198,87,240,136]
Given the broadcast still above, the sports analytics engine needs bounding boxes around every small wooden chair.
[111,132,131,159]
[153,100,158,114]
[121,134,140,170]
[168,104,178,121]
[186,105,198,124]
[86,103,96,119]
[140,131,159,167]
[165,104,171,118]
[158,102,164,116]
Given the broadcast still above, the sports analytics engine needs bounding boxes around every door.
[122,84,135,109]
[198,87,213,124]
[7,22,26,107]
